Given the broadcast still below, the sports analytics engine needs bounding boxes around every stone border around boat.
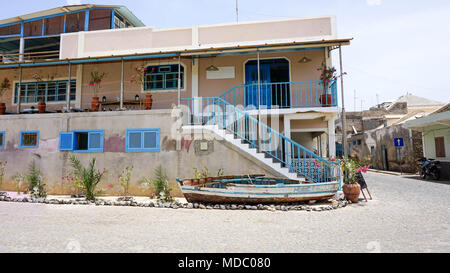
[0,194,351,212]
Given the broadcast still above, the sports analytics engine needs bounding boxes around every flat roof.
[0,37,352,69]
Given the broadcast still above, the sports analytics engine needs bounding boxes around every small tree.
[68,155,106,201]
[89,68,106,98]
[140,166,173,203]
[24,160,46,198]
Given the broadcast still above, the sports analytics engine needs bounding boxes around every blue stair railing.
[181,96,340,183]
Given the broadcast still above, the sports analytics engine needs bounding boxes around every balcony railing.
[219,80,338,109]
[0,50,60,63]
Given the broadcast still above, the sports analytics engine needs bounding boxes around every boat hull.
[179,182,340,204]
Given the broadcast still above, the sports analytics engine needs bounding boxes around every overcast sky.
[2,0,449,110]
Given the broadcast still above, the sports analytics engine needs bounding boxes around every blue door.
[245,63,271,109]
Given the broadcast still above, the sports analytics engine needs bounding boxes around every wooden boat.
[176,175,340,204]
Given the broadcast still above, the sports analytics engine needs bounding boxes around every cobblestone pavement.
[0,172,448,253]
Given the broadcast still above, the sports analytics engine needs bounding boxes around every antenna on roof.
[236,0,239,23]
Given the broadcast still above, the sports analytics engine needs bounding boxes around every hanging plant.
[89,68,106,97]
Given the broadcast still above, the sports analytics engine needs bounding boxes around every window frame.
[19,131,39,149]
[13,79,76,105]
[126,129,160,153]
[143,64,184,91]
[0,131,5,149]
[72,130,105,153]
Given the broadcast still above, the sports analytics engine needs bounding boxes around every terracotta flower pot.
[183,179,192,186]
[0,102,5,115]
[91,97,100,112]
[343,183,361,203]
[320,94,332,107]
[199,178,206,186]
[37,99,46,113]
[192,179,199,186]
[144,94,153,110]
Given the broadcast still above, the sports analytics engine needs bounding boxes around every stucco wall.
[0,111,279,196]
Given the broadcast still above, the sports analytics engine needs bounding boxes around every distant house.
[405,104,450,179]
[336,94,444,173]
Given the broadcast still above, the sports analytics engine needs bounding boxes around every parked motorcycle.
[417,157,441,180]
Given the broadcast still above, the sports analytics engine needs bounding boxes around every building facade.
[0,5,350,195]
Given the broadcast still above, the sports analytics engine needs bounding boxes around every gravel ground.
[0,172,448,253]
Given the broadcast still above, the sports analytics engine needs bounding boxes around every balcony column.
[16,65,22,113]
[66,62,71,112]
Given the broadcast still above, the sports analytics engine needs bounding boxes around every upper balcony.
[0,5,144,64]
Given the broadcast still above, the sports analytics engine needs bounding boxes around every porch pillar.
[257,49,262,152]
[328,116,336,158]
[191,57,199,98]
[16,65,22,113]
[66,62,71,112]
[19,38,25,62]
[120,58,124,109]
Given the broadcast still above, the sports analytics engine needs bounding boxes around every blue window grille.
[59,130,104,153]
[126,129,160,152]
[14,80,76,104]
[20,131,39,148]
[0,131,5,149]
[144,65,184,91]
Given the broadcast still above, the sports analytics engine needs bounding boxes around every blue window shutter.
[59,132,73,151]
[126,129,160,152]
[88,130,104,153]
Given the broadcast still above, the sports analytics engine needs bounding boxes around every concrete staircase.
[182,125,305,181]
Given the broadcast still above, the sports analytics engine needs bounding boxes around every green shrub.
[69,155,106,201]
[140,166,174,203]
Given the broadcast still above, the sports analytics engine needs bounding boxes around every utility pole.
[339,45,348,158]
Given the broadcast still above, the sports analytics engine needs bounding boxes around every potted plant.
[0,77,11,115]
[192,168,201,186]
[340,158,370,203]
[130,64,152,110]
[318,63,337,107]
[31,72,49,113]
[89,68,106,112]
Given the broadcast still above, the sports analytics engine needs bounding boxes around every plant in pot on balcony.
[0,77,11,115]
[318,63,337,107]
[89,68,106,112]
[340,158,370,203]
[130,65,153,110]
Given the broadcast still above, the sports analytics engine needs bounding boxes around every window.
[0,131,5,149]
[20,131,39,148]
[14,80,76,104]
[126,129,160,152]
[435,137,446,158]
[144,65,184,91]
[59,130,104,153]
